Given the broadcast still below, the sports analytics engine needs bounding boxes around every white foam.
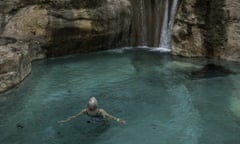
[105,46,171,53]
[105,47,133,53]
[150,47,171,52]
[135,46,171,52]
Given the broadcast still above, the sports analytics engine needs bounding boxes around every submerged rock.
[229,95,240,120]
[165,61,202,71]
[16,123,24,129]
[190,64,236,79]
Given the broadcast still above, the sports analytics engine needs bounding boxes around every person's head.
[88,97,98,111]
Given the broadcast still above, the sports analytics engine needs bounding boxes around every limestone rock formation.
[2,5,48,41]
[0,38,44,92]
[45,0,132,56]
[1,0,132,56]
[172,0,240,62]
[172,0,206,57]
[0,0,132,92]
[220,0,240,61]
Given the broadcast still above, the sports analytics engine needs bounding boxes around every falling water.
[160,0,169,49]
[139,0,147,45]
[160,0,179,50]
[130,0,179,51]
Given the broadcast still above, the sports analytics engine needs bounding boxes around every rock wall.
[220,0,240,61]
[0,0,132,92]
[0,37,44,92]
[172,0,240,62]
[1,0,132,56]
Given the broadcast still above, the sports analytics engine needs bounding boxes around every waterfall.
[160,0,179,50]
[159,0,170,50]
[139,0,147,45]
[130,0,179,51]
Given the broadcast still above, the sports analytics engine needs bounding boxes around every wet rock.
[219,0,240,62]
[0,37,17,46]
[0,40,45,92]
[190,64,236,79]
[172,0,240,62]
[0,0,131,92]
[44,0,131,56]
[0,42,31,92]
[1,1,131,57]
[172,0,207,58]
[2,5,48,41]
[0,0,23,13]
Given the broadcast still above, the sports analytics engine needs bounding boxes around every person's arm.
[99,109,126,124]
[58,109,87,123]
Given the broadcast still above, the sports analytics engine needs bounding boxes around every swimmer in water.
[58,97,126,124]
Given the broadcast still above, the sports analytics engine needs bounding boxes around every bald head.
[88,97,98,110]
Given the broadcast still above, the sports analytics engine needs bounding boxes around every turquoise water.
[0,48,240,144]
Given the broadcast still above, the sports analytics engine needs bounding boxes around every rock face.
[45,0,131,56]
[172,0,206,57]
[172,0,240,62]
[220,0,240,61]
[0,0,132,92]
[0,38,44,92]
[0,41,30,92]
[1,0,132,56]
[2,5,48,41]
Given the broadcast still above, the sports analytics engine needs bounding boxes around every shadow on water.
[190,64,237,79]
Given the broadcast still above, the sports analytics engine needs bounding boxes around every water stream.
[131,0,179,51]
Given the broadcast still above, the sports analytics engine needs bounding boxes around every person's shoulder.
[98,108,106,113]
[81,109,88,113]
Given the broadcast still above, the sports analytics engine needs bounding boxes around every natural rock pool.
[0,48,240,144]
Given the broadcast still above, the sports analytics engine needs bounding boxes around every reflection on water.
[0,48,240,144]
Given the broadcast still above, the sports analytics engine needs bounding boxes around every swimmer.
[58,97,126,124]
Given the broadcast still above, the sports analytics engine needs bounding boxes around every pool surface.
[0,48,240,144]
